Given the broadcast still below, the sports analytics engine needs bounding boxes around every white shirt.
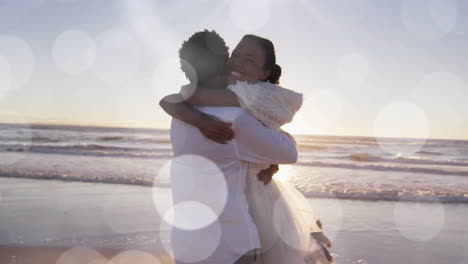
[169,106,298,264]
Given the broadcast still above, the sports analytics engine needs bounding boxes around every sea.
[1,122,467,204]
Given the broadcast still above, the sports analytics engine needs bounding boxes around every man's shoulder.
[196,106,246,121]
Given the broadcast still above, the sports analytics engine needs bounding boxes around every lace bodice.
[227,81,303,130]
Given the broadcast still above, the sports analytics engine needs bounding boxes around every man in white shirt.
[160,30,300,264]
[169,105,298,264]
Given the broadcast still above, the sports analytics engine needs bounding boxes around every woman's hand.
[196,114,234,144]
[257,164,279,185]
[311,219,333,262]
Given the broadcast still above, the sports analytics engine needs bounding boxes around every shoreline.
[1,174,467,204]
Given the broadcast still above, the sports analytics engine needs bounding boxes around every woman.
[161,34,331,263]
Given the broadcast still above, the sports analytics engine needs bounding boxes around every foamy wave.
[0,143,172,159]
[2,168,466,204]
[296,161,468,176]
[416,150,445,156]
[298,144,327,150]
[301,189,468,203]
[0,168,158,187]
[343,153,468,167]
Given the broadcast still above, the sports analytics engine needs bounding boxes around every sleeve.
[227,81,303,130]
[232,111,298,164]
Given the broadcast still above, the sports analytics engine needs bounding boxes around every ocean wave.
[416,150,445,156]
[0,169,161,188]
[349,153,381,162]
[298,144,327,150]
[343,153,468,167]
[1,169,466,204]
[0,143,172,159]
[96,136,171,144]
[97,136,125,141]
[301,189,468,203]
[295,161,468,176]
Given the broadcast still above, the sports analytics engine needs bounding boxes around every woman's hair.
[241,34,282,84]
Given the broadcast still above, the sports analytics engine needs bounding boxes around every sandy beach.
[0,246,174,264]
[1,177,467,263]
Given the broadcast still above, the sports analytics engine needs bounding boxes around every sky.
[0,0,467,140]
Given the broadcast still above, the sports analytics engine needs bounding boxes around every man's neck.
[199,76,227,89]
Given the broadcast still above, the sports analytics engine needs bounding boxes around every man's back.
[169,106,297,264]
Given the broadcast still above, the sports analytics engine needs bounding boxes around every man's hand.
[196,114,234,144]
[257,164,279,185]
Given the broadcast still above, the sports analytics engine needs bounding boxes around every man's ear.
[262,69,271,81]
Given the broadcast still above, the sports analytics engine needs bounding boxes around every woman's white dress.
[227,81,328,264]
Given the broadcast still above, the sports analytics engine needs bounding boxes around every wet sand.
[1,177,467,264]
[0,245,174,264]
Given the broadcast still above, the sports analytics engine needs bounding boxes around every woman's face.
[227,38,271,84]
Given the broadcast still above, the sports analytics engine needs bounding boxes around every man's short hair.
[179,30,229,86]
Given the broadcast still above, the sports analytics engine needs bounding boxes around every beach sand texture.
[1,177,467,264]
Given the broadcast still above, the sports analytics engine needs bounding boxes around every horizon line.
[1,121,467,142]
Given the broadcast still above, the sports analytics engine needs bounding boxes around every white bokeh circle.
[307,196,343,244]
[124,0,181,59]
[229,0,270,32]
[0,113,32,167]
[336,53,369,86]
[88,259,108,264]
[0,35,35,91]
[428,0,458,33]
[298,0,372,28]
[164,215,222,263]
[153,155,228,230]
[373,101,429,156]
[303,89,343,130]
[52,30,96,74]
[401,0,458,40]
[272,196,305,252]
[393,201,445,242]
[56,247,106,264]
[93,28,140,84]
[152,160,178,219]
[163,201,219,231]
[411,72,468,129]
[153,57,192,104]
[0,55,12,100]
[109,250,161,264]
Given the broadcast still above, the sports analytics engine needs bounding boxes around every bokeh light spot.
[52,30,96,74]
[373,101,429,156]
[0,35,35,91]
[411,72,468,130]
[56,247,105,264]
[110,250,161,264]
[0,55,12,101]
[93,28,140,84]
[229,0,270,32]
[303,89,343,130]
[153,57,191,104]
[336,53,369,86]
[393,201,445,242]
[169,217,222,263]
[401,0,458,40]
